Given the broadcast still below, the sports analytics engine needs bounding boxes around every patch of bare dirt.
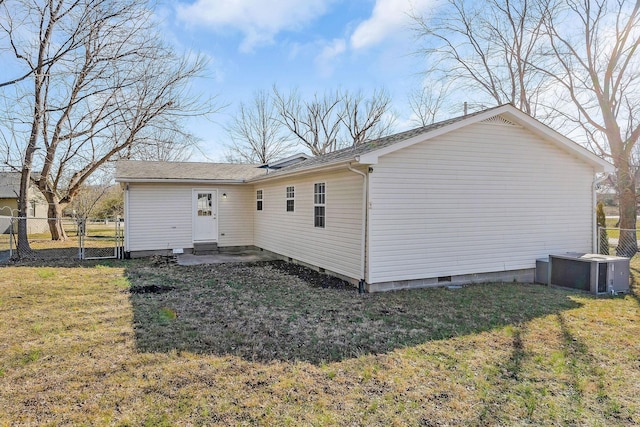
[264,260,353,290]
[129,284,174,294]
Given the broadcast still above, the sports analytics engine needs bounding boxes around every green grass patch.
[20,349,41,365]
[0,259,639,425]
[157,307,177,324]
[36,268,55,279]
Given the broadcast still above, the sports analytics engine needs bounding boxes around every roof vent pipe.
[464,102,468,116]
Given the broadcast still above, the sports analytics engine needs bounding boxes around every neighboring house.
[116,104,613,292]
[0,171,22,217]
[0,171,48,234]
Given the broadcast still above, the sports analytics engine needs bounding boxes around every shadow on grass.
[0,257,138,272]
[126,261,585,365]
[2,247,81,263]
[475,312,606,424]
[1,247,122,265]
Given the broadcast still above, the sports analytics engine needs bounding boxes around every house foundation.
[366,268,536,293]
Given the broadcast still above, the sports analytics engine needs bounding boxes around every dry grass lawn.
[1,257,639,426]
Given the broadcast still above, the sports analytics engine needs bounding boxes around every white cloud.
[350,0,434,50]
[315,38,347,77]
[176,0,334,52]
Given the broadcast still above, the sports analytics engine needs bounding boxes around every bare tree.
[67,162,123,219]
[122,128,197,162]
[412,0,552,115]
[273,87,343,155]
[273,86,394,155]
[408,82,449,127]
[69,185,111,220]
[539,0,640,256]
[341,89,394,146]
[0,0,213,245]
[225,90,295,163]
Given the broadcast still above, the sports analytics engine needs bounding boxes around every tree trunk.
[16,167,33,256]
[616,162,638,257]
[45,197,68,241]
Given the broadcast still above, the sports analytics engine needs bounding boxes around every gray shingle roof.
[115,160,268,182]
[0,172,20,198]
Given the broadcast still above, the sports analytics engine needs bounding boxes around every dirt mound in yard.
[265,260,354,290]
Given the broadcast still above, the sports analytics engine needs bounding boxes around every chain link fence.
[0,216,123,262]
[78,218,124,260]
[0,216,11,263]
[597,227,639,259]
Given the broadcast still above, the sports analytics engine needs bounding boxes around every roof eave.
[115,178,248,184]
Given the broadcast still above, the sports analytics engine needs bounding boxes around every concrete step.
[193,242,218,255]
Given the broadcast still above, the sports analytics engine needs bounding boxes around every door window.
[197,193,212,216]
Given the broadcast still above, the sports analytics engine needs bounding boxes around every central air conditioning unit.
[540,252,630,295]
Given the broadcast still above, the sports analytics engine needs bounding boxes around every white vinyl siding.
[367,120,595,284]
[217,185,255,247]
[253,170,363,280]
[126,183,254,252]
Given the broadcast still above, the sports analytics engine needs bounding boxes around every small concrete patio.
[176,248,280,266]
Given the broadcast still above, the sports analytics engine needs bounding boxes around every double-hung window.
[314,183,325,228]
[286,186,295,212]
[256,189,263,211]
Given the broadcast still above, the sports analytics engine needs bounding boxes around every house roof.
[115,160,267,183]
[116,105,613,184]
[0,172,20,198]
[249,104,613,181]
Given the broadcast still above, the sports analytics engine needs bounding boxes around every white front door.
[193,190,217,242]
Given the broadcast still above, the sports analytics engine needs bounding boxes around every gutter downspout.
[348,163,367,293]
[592,173,610,253]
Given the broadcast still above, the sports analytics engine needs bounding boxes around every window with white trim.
[286,186,294,212]
[256,189,263,211]
[314,182,325,228]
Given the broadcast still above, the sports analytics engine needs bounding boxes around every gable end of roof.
[357,104,613,173]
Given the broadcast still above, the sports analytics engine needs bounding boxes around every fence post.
[9,217,13,258]
[77,218,85,260]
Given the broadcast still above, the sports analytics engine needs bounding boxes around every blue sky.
[159,0,440,160]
